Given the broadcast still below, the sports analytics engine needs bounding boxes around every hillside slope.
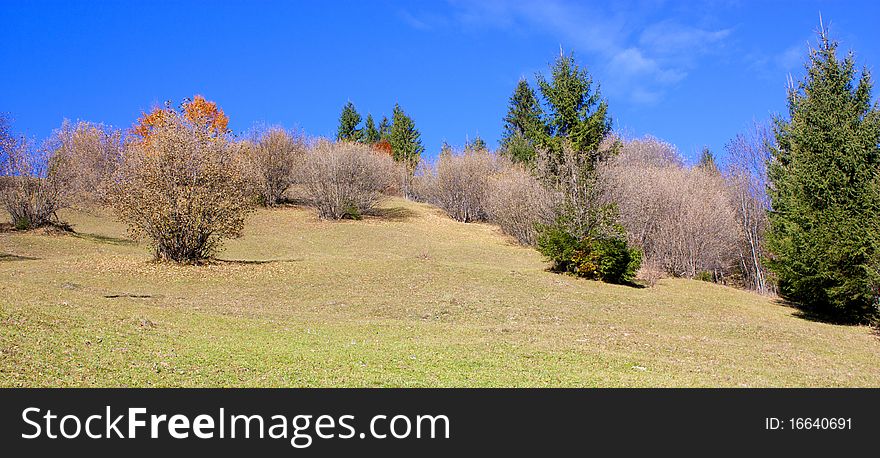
[1,198,879,387]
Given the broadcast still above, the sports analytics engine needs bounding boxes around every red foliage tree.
[372,139,393,156]
[132,95,229,142]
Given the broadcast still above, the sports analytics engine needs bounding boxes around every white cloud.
[775,43,805,71]
[409,0,734,105]
[639,20,732,57]
[608,47,687,84]
[744,38,810,82]
[398,11,431,30]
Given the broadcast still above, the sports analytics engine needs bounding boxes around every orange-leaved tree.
[372,139,393,156]
[132,95,229,142]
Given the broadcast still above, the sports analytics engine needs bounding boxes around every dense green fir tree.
[389,103,424,165]
[362,114,380,144]
[500,78,546,163]
[378,115,391,140]
[502,133,538,165]
[537,52,612,167]
[767,29,880,323]
[499,53,613,170]
[515,52,637,283]
[336,101,362,142]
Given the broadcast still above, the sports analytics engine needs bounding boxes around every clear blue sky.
[2,0,879,163]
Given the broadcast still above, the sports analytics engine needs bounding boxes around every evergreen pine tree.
[336,101,362,142]
[767,28,880,322]
[379,116,391,140]
[528,53,638,284]
[389,103,424,166]
[537,52,612,167]
[362,114,380,144]
[500,78,545,163]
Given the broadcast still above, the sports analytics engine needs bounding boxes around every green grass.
[1,198,879,387]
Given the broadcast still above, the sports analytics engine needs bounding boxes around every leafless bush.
[239,126,306,206]
[46,120,124,207]
[535,142,620,240]
[409,159,434,202]
[0,135,69,230]
[724,122,774,293]
[636,258,664,287]
[109,114,255,262]
[0,113,13,169]
[608,135,682,168]
[298,140,396,219]
[601,136,740,279]
[485,162,557,245]
[418,148,498,223]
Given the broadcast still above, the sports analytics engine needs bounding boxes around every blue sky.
[1,0,878,163]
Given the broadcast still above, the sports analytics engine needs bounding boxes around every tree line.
[1,24,877,323]
[481,26,878,323]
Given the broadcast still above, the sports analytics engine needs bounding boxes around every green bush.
[537,223,641,284]
[696,271,715,283]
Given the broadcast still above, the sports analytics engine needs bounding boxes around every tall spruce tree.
[500,78,545,163]
[529,52,638,284]
[767,28,880,322]
[362,114,380,144]
[537,52,612,164]
[389,103,424,165]
[378,116,391,140]
[336,101,362,142]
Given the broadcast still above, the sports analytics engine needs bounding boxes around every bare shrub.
[298,140,396,219]
[608,135,682,168]
[601,136,740,280]
[1,141,69,230]
[46,120,124,206]
[413,147,558,245]
[724,122,774,293]
[109,114,255,262]
[409,159,434,202]
[419,148,498,223]
[636,258,664,287]
[533,142,642,284]
[536,142,620,239]
[0,117,69,229]
[239,126,306,206]
[0,113,13,168]
[485,162,557,245]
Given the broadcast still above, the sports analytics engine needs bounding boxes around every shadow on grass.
[544,267,646,288]
[70,232,136,246]
[0,253,39,262]
[775,297,869,326]
[0,221,75,234]
[212,258,302,265]
[1,219,136,247]
[267,198,419,222]
[364,206,419,222]
[275,196,311,207]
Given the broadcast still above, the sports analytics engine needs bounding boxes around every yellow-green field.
[1,198,878,387]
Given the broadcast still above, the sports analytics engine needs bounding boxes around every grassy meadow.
[1,197,879,387]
